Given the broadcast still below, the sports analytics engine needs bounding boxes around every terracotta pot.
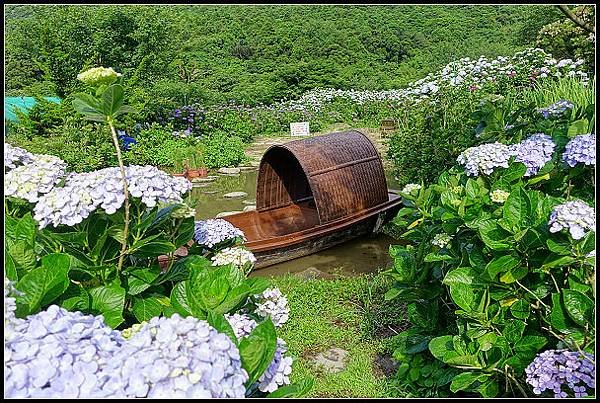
[186,169,201,179]
[197,167,208,177]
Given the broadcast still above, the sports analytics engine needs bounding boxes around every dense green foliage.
[6,4,561,104]
[383,90,595,397]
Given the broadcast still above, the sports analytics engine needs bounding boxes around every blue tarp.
[5,96,61,122]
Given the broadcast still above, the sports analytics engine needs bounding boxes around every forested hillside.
[5,5,562,105]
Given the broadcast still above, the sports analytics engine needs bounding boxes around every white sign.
[290,122,310,137]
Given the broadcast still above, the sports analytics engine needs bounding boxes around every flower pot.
[197,167,208,177]
[186,169,201,179]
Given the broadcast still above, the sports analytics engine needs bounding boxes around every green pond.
[191,169,402,278]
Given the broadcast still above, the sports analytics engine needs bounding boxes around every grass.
[268,272,409,398]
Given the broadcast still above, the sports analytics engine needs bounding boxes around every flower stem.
[108,120,131,273]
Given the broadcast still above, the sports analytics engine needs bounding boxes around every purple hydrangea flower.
[562,134,595,167]
[525,349,595,398]
[4,143,35,171]
[509,133,556,176]
[194,219,246,248]
[548,200,595,240]
[225,313,293,393]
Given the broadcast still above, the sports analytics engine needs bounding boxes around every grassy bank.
[268,272,409,398]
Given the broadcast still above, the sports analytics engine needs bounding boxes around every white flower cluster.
[4,304,248,398]
[5,154,67,203]
[432,233,452,248]
[280,48,588,112]
[562,134,596,167]
[457,142,514,176]
[253,288,290,328]
[490,189,510,204]
[211,246,257,268]
[225,313,293,394]
[77,66,122,87]
[401,183,422,193]
[509,133,556,177]
[194,219,246,248]
[32,165,191,229]
[5,143,35,171]
[548,200,595,240]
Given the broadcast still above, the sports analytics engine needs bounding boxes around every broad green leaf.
[450,372,480,392]
[504,320,526,343]
[207,311,238,345]
[132,240,176,257]
[563,290,594,326]
[502,188,530,232]
[125,266,162,295]
[477,379,499,397]
[13,212,37,246]
[5,253,18,282]
[131,296,163,322]
[499,266,528,284]
[510,299,531,319]
[89,283,126,328]
[478,221,512,251]
[245,277,270,296]
[15,253,72,316]
[541,255,577,270]
[170,282,193,317]
[546,239,571,256]
[102,84,124,116]
[501,162,527,182]
[514,335,547,355]
[239,319,278,386]
[9,241,37,276]
[485,255,520,279]
[58,284,91,311]
[550,293,573,332]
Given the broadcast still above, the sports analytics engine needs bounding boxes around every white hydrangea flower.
[194,219,246,248]
[211,247,257,268]
[4,154,67,203]
[4,143,35,171]
[457,142,514,176]
[401,183,422,193]
[253,288,290,328]
[548,200,595,240]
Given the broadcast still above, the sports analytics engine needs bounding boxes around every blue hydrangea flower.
[548,200,595,240]
[4,154,68,203]
[525,349,595,398]
[509,133,556,176]
[562,134,595,167]
[537,100,574,119]
[4,143,35,171]
[253,288,290,328]
[194,219,246,248]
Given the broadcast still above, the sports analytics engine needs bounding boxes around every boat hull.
[223,192,402,268]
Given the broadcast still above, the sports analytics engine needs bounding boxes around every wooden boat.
[223,130,403,268]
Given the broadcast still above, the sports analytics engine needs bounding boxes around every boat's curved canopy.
[256,130,389,224]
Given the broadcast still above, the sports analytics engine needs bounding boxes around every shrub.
[383,96,595,397]
[123,123,195,168]
[202,131,247,169]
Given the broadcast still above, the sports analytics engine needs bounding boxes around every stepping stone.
[223,191,248,199]
[192,182,210,188]
[216,211,243,218]
[243,205,256,212]
[294,267,334,280]
[242,200,256,205]
[192,176,218,183]
[202,190,218,194]
[373,353,399,378]
[311,347,349,374]
[218,167,241,175]
[239,166,258,172]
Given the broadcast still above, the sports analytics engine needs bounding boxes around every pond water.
[191,168,403,278]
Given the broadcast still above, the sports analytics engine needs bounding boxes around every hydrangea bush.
[384,97,595,397]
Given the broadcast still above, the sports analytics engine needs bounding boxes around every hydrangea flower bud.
[77,67,122,87]
[490,189,510,203]
[431,233,452,248]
